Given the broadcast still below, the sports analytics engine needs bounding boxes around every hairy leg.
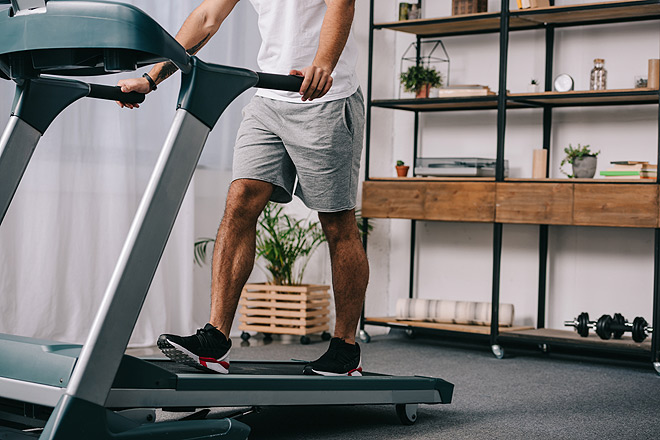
[209,179,273,336]
[318,209,369,345]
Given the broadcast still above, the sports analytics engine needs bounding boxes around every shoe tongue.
[203,323,228,342]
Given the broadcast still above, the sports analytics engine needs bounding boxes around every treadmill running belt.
[148,360,383,376]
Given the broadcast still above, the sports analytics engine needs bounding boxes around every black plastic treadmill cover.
[0,0,190,77]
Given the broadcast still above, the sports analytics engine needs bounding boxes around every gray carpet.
[164,333,660,439]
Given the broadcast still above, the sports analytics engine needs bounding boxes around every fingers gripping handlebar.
[88,84,145,104]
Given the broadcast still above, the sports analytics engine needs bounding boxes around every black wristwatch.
[142,73,157,91]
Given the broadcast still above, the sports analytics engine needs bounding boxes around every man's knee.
[223,179,273,225]
[319,210,359,243]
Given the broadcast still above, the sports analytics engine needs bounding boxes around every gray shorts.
[232,88,365,212]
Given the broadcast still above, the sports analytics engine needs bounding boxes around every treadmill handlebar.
[88,84,145,104]
[255,72,304,93]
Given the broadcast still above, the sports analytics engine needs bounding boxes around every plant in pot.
[194,203,372,343]
[400,64,443,98]
[560,143,600,178]
[395,160,410,177]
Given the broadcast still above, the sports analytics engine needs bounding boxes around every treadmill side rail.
[65,110,211,406]
[0,116,40,225]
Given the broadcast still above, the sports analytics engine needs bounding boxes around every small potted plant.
[560,143,600,178]
[528,78,540,93]
[396,160,410,177]
[400,65,443,98]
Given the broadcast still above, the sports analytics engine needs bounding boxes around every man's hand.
[115,77,152,109]
[291,65,334,102]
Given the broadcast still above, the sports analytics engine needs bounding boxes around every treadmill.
[0,1,454,439]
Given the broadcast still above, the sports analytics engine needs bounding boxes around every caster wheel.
[241,332,251,342]
[358,330,371,343]
[538,343,549,354]
[491,344,505,359]
[405,328,417,339]
[263,333,273,341]
[395,404,418,425]
[321,331,331,341]
[300,336,311,345]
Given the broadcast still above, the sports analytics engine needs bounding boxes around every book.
[610,161,655,168]
[516,0,523,9]
[436,88,495,97]
[521,0,532,8]
[608,164,644,172]
[600,171,642,176]
[530,0,551,8]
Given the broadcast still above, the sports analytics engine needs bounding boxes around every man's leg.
[210,178,274,337]
[158,178,273,373]
[318,209,369,345]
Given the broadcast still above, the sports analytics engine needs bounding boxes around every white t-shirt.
[248,0,359,103]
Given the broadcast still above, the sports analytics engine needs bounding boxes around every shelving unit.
[360,0,660,372]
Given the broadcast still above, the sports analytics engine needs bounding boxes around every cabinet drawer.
[362,181,495,222]
[496,183,573,225]
[424,182,495,222]
[362,181,426,219]
[573,184,658,228]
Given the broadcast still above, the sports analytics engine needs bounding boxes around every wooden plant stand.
[238,283,332,344]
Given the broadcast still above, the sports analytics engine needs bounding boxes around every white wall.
[360,0,660,332]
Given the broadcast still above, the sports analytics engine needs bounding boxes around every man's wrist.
[142,73,157,91]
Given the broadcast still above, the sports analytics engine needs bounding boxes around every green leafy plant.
[396,160,405,166]
[560,143,600,178]
[194,203,372,286]
[400,65,443,94]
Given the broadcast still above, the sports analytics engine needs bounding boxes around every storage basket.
[452,0,488,15]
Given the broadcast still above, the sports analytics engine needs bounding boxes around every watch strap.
[142,73,157,91]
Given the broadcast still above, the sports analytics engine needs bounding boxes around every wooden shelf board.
[505,178,657,183]
[513,1,660,26]
[365,317,532,335]
[508,88,659,106]
[372,97,499,111]
[375,12,507,37]
[370,177,495,182]
[372,89,658,112]
[501,328,652,352]
[375,2,660,37]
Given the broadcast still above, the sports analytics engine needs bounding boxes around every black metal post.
[359,0,375,334]
[364,0,375,182]
[490,0,510,349]
[652,92,660,368]
[406,36,423,301]
[652,229,660,367]
[537,25,555,330]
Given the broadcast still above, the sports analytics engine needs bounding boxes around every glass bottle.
[590,58,607,90]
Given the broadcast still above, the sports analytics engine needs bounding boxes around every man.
[118,0,367,377]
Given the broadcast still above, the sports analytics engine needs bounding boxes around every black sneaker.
[157,324,231,374]
[303,338,362,376]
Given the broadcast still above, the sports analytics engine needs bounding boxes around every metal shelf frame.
[361,0,660,370]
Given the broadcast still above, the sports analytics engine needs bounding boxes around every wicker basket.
[452,0,488,15]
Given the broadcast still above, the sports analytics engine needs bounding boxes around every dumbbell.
[564,312,594,337]
[595,314,654,343]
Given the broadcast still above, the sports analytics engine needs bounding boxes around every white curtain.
[0,1,260,347]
